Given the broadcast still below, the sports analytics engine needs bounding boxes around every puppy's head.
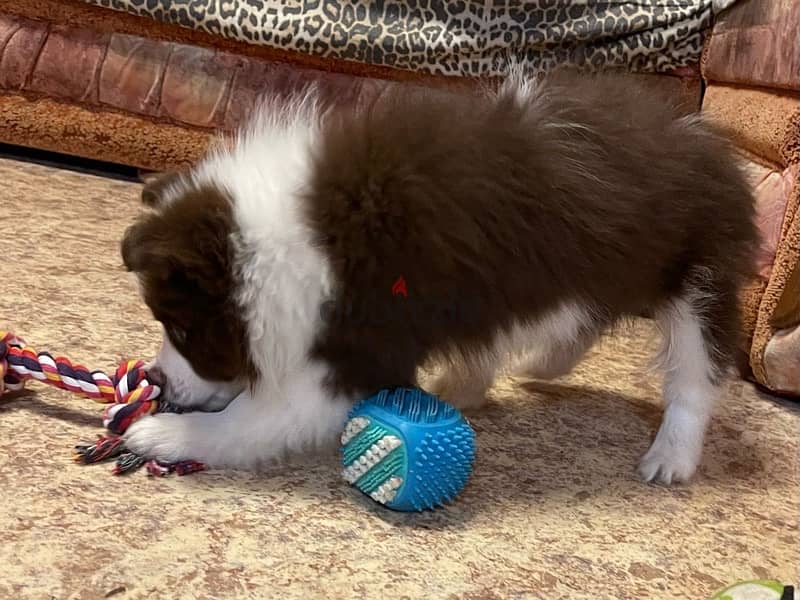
[122,174,253,408]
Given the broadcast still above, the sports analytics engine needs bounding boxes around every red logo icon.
[391,276,408,298]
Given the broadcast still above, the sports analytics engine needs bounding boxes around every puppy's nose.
[147,365,167,387]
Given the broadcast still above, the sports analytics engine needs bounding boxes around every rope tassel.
[1,331,201,477]
[73,435,127,464]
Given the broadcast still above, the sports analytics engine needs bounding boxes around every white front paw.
[123,414,195,464]
[639,404,708,485]
[638,435,701,485]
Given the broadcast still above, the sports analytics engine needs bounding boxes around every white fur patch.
[641,296,718,484]
[130,90,351,466]
[124,361,353,468]
[430,301,596,409]
[192,90,333,392]
[149,334,243,410]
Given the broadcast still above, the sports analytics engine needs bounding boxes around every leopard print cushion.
[83,0,737,77]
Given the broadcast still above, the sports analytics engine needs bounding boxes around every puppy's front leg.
[123,363,353,468]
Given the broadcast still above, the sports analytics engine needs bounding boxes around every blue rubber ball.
[340,387,476,511]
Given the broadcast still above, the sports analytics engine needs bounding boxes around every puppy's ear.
[121,218,193,302]
[122,207,231,283]
[121,217,171,275]
[122,219,153,273]
[140,171,184,209]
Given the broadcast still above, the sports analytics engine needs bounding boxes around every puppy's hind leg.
[639,274,735,485]
[513,331,597,381]
[427,351,497,412]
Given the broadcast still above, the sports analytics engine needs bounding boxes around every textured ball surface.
[341,387,475,511]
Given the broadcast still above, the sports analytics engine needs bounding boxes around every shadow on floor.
[0,389,99,428]
[2,378,780,532]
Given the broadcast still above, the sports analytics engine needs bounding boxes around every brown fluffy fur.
[118,70,759,480]
[124,70,757,399]
[304,70,757,396]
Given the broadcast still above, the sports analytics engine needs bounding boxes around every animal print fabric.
[82,1,737,77]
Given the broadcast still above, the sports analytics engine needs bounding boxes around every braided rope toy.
[0,331,203,476]
[1,330,476,509]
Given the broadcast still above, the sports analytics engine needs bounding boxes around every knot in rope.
[104,360,162,435]
[1,331,27,393]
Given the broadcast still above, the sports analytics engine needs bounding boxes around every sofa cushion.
[84,0,727,77]
[702,84,800,167]
[703,81,800,395]
[703,0,800,91]
[0,13,390,133]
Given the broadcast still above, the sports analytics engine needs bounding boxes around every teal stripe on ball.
[353,448,405,494]
[341,423,393,465]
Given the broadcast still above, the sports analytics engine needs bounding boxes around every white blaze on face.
[152,331,243,410]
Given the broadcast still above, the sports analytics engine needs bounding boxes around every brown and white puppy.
[121,70,757,484]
